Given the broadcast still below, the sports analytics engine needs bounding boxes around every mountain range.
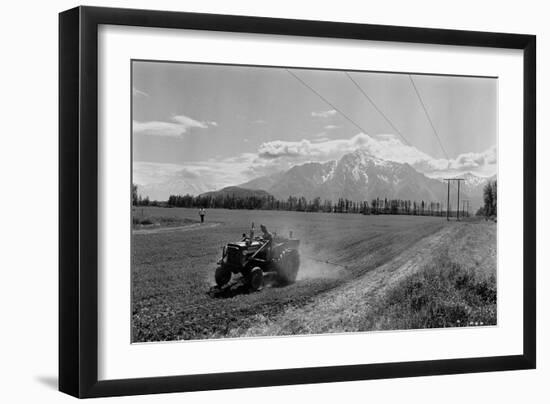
[140,149,495,210]
[237,149,494,210]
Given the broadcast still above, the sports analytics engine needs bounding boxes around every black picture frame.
[59,6,536,398]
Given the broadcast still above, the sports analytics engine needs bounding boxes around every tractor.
[214,223,300,291]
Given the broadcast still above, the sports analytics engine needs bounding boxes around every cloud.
[132,87,149,97]
[419,145,497,177]
[258,140,310,159]
[256,133,389,162]
[133,162,189,186]
[133,114,216,137]
[249,134,375,176]
[134,133,497,198]
[254,133,496,178]
[134,153,258,199]
[171,114,208,129]
[176,168,200,179]
[311,109,337,118]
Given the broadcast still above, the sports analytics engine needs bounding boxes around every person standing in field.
[199,208,206,223]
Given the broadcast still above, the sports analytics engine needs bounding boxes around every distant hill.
[139,178,210,201]
[199,186,273,199]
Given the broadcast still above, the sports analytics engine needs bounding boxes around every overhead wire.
[344,71,411,146]
[408,74,450,160]
[285,69,372,136]
[286,68,451,164]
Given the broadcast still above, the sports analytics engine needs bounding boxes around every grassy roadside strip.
[365,250,496,330]
[132,215,198,229]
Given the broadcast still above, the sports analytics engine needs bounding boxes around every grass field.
[131,207,496,342]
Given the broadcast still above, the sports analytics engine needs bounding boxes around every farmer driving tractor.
[260,224,272,242]
[214,222,300,291]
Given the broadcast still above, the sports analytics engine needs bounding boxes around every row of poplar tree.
[133,183,498,218]
[162,192,452,216]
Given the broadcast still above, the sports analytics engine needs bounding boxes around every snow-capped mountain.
[240,150,454,203]
[237,149,497,210]
[452,172,496,196]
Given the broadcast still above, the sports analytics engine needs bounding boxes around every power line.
[409,75,450,160]
[444,178,465,221]
[345,72,411,146]
[287,68,450,164]
[285,69,371,136]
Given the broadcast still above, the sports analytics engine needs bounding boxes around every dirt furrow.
[236,225,458,337]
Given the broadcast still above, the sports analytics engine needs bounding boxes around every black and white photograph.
[131,61,498,343]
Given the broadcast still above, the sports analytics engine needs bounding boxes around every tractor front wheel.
[248,267,263,291]
[215,265,231,287]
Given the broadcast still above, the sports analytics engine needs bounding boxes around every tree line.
[132,184,158,207]
[476,180,497,219]
[132,183,494,218]
[164,192,452,217]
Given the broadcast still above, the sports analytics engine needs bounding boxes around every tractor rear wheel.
[248,267,263,291]
[276,249,300,285]
[215,265,231,287]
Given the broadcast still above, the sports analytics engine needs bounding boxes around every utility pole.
[444,178,465,221]
[462,200,470,218]
[446,179,450,221]
[457,180,461,221]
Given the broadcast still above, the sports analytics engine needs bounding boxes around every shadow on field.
[207,273,283,299]
[207,281,251,298]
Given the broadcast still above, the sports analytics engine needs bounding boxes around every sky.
[132,60,497,200]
